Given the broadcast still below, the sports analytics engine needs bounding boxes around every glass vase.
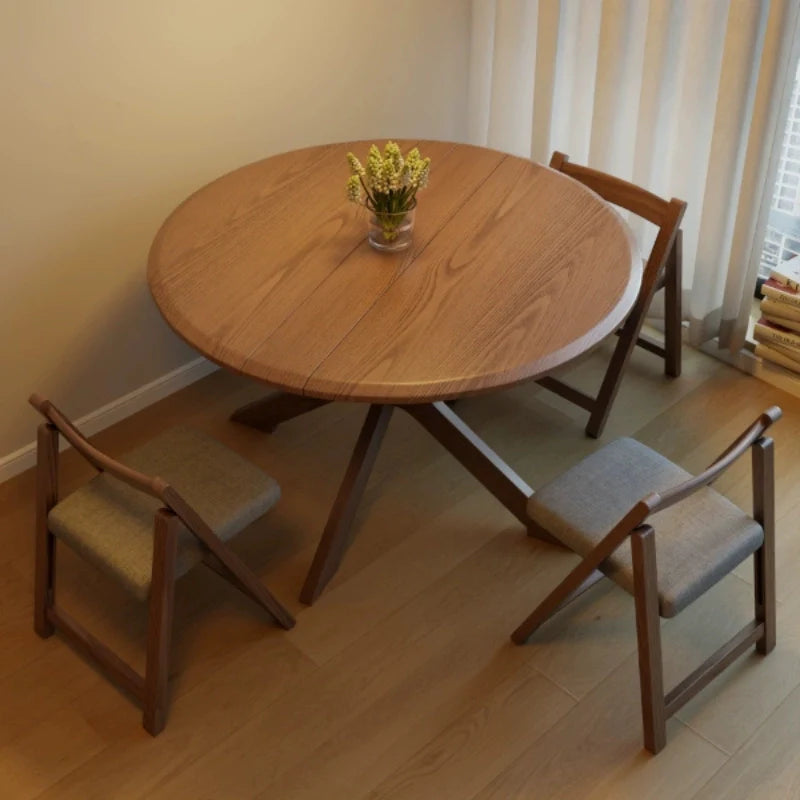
[367,206,416,252]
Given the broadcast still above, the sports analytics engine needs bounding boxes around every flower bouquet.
[346,141,431,252]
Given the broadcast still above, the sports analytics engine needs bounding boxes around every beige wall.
[0,0,470,460]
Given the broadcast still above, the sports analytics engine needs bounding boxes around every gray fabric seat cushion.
[528,437,763,617]
[48,427,280,601]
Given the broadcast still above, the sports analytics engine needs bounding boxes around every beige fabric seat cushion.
[48,427,280,600]
[528,437,763,618]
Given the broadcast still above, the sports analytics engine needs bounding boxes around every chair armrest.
[648,407,781,516]
[29,393,168,500]
[575,407,781,570]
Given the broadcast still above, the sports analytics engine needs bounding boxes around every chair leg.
[512,551,607,644]
[631,526,666,754]
[143,509,179,736]
[663,230,683,378]
[585,313,643,439]
[753,437,776,655]
[163,490,296,629]
[34,423,59,638]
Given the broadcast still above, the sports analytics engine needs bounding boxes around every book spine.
[762,284,800,309]
[761,299,800,323]
[763,313,800,334]
[770,255,800,289]
[778,277,800,291]
[753,322,800,349]
[755,343,800,374]
[768,340,800,365]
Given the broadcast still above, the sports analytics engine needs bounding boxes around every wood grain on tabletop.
[148,141,641,403]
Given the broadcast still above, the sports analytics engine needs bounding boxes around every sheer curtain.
[468,0,800,352]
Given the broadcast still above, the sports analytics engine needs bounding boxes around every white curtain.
[468,0,800,352]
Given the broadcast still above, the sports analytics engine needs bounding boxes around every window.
[760,59,800,274]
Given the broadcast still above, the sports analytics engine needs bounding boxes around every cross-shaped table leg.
[299,404,393,604]
[231,392,331,433]
[294,400,555,604]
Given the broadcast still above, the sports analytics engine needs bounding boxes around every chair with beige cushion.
[512,407,780,753]
[538,151,687,438]
[30,394,294,735]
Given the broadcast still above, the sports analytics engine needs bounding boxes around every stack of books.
[754,254,800,373]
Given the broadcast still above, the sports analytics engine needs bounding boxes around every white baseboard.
[0,357,219,484]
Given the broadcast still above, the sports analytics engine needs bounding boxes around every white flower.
[345,142,432,212]
[346,174,362,203]
[346,152,366,179]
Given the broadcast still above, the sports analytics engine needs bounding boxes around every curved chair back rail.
[550,151,671,227]
[550,151,687,311]
[646,405,782,516]
[562,407,783,561]
[28,393,168,499]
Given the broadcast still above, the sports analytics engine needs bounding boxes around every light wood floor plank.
[141,527,565,798]
[671,580,800,755]
[38,634,315,799]
[0,346,796,798]
[470,653,727,800]
[0,705,105,800]
[360,665,573,800]
[694,681,800,799]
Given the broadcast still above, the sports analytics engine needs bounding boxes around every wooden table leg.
[300,404,394,604]
[231,392,330,433]
[400,401,558,546]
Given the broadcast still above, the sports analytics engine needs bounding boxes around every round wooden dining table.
[148,140,641,603]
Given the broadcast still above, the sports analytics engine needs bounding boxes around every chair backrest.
[617,405,781,537]
[549,151,687,313]
[29,394,235,553]
[29,394,168,500]
[642,405,781,518]
[28,392,294,630]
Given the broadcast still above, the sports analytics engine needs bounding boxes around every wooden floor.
[3,340,800,799]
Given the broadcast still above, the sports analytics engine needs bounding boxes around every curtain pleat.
[692,0,767,342]
[530,0,560,161]
[487,0,539,154]
[468,0,800,352]
[549,0,602,163]
[723,0,800,351]
[587,0,648,179]
[467,0,496,145]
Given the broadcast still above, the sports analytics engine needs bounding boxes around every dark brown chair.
[512,407,780,753]
[538,151,687,438]
[30,394,294,735]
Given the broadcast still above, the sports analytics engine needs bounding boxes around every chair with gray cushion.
[512,407,780,753]
[29,394,294,735]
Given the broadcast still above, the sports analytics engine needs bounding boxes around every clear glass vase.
[367,205,416,252]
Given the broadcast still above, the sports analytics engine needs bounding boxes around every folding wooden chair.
[538,152,687,438]
[30,394,295,735]
[512,407,780,753]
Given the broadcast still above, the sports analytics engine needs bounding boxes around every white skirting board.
[0,357,218,484]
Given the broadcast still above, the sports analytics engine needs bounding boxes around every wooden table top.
[148,140,641,403]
